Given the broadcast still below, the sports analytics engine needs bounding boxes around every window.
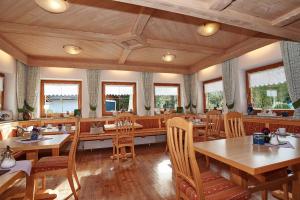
[40,80,82,117]
[246,62,293,110]
[102,82,137,116]
[154,83,181,112]
[203,77,223,111]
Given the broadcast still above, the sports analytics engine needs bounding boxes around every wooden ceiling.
[0,0,298,74]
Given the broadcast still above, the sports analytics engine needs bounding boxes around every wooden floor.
[1,143,277,200]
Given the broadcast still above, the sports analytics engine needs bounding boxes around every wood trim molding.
[118,49,132,64]
[113,0,300,41]
[147,39,224,55]
[202,77,222,112]
[272,7,300,27]
[244,61,293,113]
[0,35,27,63]
[154,83,181,109]
[40,80,82,117]
[210,0,234,11]
[131,7,153,35]
[28,56,190,74]
[101,81,137,116]
[189,37,278,72]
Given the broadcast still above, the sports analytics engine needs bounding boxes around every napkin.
[1,160,32,176]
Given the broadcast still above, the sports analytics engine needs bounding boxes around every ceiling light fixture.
[63,45,82,55]
[197,22,220,36]
[35,0,70,13]
[162,53,176,62]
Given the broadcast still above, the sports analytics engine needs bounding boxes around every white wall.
[0,49,17,119]
[198,42,283,113]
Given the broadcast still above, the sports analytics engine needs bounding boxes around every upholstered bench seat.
[179,171,250,200]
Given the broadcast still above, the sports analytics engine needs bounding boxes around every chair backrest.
[115,113,135,138]
[167,117,205,200]
[205,110,221,137]
[224,112,246,138]
[68,118,80,171]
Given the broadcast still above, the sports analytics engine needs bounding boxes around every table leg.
[26,150,39,162]
[292,164,300,200]
[52,148,60,156]
[230,167,248,188]
[25,174,36,200]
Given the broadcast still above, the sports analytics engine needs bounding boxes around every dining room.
[0,0,300,200]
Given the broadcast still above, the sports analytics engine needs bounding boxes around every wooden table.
[0,134,70,162]
[104,123,143,131]
[194,136,300,199]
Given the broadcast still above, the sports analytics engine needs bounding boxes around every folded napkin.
[264,141,294,149]
[1,160,32,176]
[292,134,300,138]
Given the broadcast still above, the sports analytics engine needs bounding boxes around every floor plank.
[0,143,277,200]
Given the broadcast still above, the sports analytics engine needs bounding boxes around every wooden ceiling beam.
[0,22,118,42]
[147,39,224,54]
[272,7,300,27]
[189,37,278,73]
[0,34,27,63]
[118,48,132,64]
[131,7,153,35]
[210,0,234,11]
[113,0,300,41]
[27,56,189,74]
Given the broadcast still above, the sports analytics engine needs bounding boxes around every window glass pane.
[204,80,223,110]
[44,83,79,114]
[104,85,134,112]
[249,66,293,110]
[155,86,179,110]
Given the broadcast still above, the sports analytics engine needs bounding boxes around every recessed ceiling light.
[197,22,220,36]
[63,45,82,55]
[35,0,69,13]
[162,53,176,62]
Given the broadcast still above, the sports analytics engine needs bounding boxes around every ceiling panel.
[230,0,300,20]
[0,0,140,34]
[143,10,256,49]
[127,47,207,66]
[1,33,123,60]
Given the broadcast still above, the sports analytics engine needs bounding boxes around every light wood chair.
[112,113,136,162]
[167,117,251,200]
[224,112,246,138]
[163,113,175,152]
[25,119,81,200]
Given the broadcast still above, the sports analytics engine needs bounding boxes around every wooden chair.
[224,112,246,138]
[167,117,251,200]
[25,119,81,200]
[194,110,222,142]
[112,113,136,162]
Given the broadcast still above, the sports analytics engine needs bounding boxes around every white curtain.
[141,72,153,115]
[183,74,191,112]
[25,66,40,118]
[222,59,238,112]
[16,61,26,120]
[191,73,199,113]
[281,41,300,118]
[87,69,101,118]
[184,73,199,113]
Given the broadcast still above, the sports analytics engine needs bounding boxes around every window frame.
[245,61,293,115]
[202,77,223,112]
[153,83,181,110]
[40,80,82,117]
[101,81,137,116]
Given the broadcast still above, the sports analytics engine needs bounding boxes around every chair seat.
[32,156,68,174]
[179,171,250,200]
[113,137,134,145]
